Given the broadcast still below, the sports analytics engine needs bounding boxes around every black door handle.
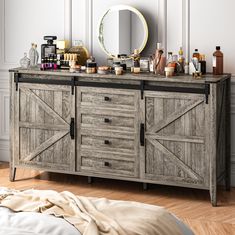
[104,140,110,145]
[104,96,111,101]
[70,118,75,139]
[140,123,145,146]
[104,161,110,167]
[104,118,111,123]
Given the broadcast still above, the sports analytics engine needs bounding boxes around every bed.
[0,188,194,235]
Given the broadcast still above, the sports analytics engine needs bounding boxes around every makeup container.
[140,57,150,72]
[98,66,110,75]
[86,62,97,74]
[165,67,174,78]
[115,66,123,75]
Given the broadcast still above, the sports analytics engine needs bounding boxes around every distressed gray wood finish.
[144,91,208,187]
[77,87,140,177]
[13,83,75,175]
[9,69,230,206]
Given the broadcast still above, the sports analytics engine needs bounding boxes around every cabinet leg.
[210,187,217,207]
[88,176,93,184]
[143,183,148,191]
[10,166,16,182]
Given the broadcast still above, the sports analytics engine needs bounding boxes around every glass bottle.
[193,49,200,60]
[178,47,185,73]
[154,43,166,75]
[213,46,223,75]
[29,43,36,67]
[20,53,30,68]
[167,52,173,65]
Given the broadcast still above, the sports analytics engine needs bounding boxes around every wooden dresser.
[9,68,231,206]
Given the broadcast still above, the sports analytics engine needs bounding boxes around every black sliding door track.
[14,73,210,99]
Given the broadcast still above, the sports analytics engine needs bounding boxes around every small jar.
[133,67,141,74]
[115,66,123,75]
[140,57,150,72]
[98,66,110,75]
[86,62,97,74]
[165,67,174,78]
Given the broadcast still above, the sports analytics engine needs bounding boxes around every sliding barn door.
[143,91,209,188]
[14,84,75,172]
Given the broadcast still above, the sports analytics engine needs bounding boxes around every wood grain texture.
[1,163,235,235]
[10,71,231,207]
[13,84,75,172]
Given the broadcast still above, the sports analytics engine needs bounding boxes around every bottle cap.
[195,49,198,52]
[157,43,162,50]
[216,46,220,50]
[134,49,139,55]
[168,52,173,55]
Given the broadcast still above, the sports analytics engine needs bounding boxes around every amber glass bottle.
[213,46,223,75]
[193,49,200,60]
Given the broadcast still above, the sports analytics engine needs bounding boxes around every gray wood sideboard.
[9,68,231,206]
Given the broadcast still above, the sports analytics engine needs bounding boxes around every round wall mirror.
[98,5,149,58]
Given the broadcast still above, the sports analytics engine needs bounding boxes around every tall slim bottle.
[213,46,223,75]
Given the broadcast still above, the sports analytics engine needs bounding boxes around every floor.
[0,163,235,235]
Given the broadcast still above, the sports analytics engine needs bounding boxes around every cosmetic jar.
[115,66,123,75]
[133,67,141,74]
[140,58,150,72]
[165,67,174,77]
[98,66,110,75]
[86,62,97,74]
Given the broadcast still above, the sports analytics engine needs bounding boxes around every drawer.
[81,135,135,153]
[81,114,135,130]
[80,89,136,108]
[81,156,135,176]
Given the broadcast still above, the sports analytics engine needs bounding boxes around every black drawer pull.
[104,140,110,145]
[104,118,111,123]
[104,161,110,167]
[104,96,111,101]
[70,118,75,139]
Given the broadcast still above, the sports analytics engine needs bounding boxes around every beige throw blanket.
[0,189,185,235]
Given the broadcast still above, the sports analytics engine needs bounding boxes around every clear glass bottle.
[29,43,39,67]
[20,53,30,68]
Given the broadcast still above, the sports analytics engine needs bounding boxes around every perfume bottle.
[29,43,39,67]
[20,53,30,69]
[41,36,57,62]
[153,43,166,75]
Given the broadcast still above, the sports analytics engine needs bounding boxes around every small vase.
[20,53,30,69]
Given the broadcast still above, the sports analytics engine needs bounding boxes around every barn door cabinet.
[9,69,231,206]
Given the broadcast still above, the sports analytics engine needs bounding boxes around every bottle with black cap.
[213,46,223,75]
[193,49,200,60]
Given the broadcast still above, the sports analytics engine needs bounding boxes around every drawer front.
[81,90,135,107]
[81,156,135,176]
[81,114,135,130]
[81,135,135,153]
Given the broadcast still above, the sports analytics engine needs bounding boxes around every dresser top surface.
[9,67,231,84]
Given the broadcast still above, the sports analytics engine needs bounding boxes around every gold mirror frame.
[98,5,149,58]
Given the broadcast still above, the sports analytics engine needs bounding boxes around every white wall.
[0,0,235,185]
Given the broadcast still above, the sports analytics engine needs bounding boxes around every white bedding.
[0,206,81,235]
[0,188,193,235]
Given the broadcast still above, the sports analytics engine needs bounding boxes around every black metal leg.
[88,176,93,184]
[10,166,16,182]
[143,183,148,191]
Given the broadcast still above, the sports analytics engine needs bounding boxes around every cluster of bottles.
[41,54,58,70]
[149,43,186,76]
[189,49,207,75]
[20,43,39,69]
